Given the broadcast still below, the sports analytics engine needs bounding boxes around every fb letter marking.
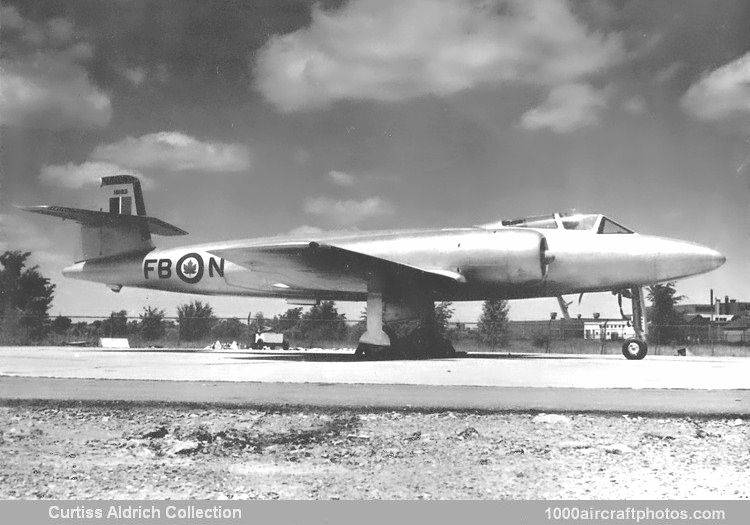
[144,259,157,279]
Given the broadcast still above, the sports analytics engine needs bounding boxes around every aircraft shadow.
[228,351,591,362]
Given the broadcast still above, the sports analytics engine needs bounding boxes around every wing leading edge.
[208,241,464,296]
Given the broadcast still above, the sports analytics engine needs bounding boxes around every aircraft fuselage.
[62,225,725,301]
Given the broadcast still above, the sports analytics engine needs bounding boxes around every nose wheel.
[621,338,648,360]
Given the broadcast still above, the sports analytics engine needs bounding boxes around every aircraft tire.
[282,341,290,350]
[355,343,395,360]
[621,338,648,360]
[355,343,370,359]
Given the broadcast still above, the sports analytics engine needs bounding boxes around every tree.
[177,300,215,341]
[272,307,303,333]
[433,301,454,336]
[211,318,245,340]
[51,315,72,334]
[101,310,128,337]
[477,299,510,347]
[248,312,267,333]
[0,251,55,341]
[71,321,88,338]
[647,282,686,344]
[89,320,103,338]
[299,301,347,342]
[139,306,166,340]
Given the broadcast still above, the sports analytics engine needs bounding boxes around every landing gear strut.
[356,286,390,352]
[621,285,648,360]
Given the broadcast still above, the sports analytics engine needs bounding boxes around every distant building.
[675,293,750,323]
[723,317,750,344]
[685,315,726,343]
[583,320,636,341]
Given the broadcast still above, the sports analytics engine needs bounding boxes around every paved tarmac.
[1,347,749,414]
[1,377,748,415]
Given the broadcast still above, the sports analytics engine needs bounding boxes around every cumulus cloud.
[681,51,750,132]
[327,170,356,186]
[304,196,393,225]
[285,224,361,237]
[0,4,24,30]
[119,65,171,87]
[519,83,609,133]
[39,161,151,189]
[254,0,625,112]
[0,6,111,129]
[1,56,111,129]
[123,66,147,86]
[38,132,250,188]
[286,225,324,237]
[91,132,252,173]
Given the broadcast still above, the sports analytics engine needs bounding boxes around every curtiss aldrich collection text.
[48,504,242,520]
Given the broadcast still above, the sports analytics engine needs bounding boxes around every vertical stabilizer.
[100,175,147,216]
[78,175,153,259]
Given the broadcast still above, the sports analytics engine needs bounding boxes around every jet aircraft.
[22,175,725,360]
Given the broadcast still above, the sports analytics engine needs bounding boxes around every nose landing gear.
[620,285,648,360]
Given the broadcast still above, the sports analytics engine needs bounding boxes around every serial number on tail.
[143,253,224,284]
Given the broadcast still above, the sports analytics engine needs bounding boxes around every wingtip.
[14,204,50,212]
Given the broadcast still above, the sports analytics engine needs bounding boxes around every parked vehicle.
[252,331,289,350]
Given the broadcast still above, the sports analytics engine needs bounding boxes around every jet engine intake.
[464,229,552,285]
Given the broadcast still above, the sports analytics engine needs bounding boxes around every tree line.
[38,298,511,346]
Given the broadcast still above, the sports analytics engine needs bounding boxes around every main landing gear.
[355,279,455,360]
[619,286,648,360]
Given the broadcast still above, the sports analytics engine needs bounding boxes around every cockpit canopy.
[478,213,634,234]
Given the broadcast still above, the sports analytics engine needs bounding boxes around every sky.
[1,0,749,323]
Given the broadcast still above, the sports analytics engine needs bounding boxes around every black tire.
[355,343,369,359]
[256,339,264,349]
[622,338,648,360]
[282,341,290,350]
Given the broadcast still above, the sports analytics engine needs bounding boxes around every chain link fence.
[1,314,748,356]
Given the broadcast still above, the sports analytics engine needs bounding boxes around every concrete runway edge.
[1,376,748,416]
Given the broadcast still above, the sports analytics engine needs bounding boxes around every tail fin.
[100,174,147,217]
[20,175,187,261]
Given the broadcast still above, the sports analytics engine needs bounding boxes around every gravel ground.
[0,402,748,499]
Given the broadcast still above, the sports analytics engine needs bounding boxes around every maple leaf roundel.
[176,253,204,284]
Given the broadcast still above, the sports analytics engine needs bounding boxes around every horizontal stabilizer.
[19,205,188,236]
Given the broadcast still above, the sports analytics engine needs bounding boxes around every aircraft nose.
[691,244,726,272]
[708,248,726,271]
[659,240,726,278]
[684,244,726,274]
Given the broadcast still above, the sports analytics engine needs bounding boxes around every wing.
[209,241,464,296]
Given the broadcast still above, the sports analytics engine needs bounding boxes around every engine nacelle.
[459,228,551,285]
